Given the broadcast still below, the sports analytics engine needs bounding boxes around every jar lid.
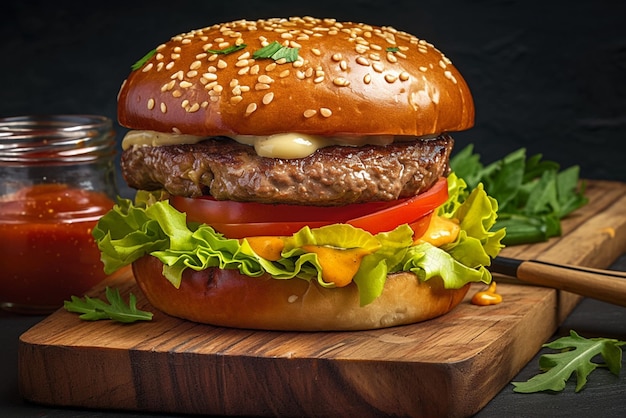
[0,115,115,164]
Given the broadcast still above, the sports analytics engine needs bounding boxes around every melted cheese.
[121,130,206,150]
[416,215,460,246]
[121,130,428,158]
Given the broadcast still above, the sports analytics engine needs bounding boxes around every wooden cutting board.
[17,180,626,418]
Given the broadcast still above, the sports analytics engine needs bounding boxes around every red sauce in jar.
[0,184,114,313]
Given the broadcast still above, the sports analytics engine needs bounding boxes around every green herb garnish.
[131,48,157,71]
[450,145,588,246]
[513,330,626,393]
[386,47,400,53]
[64,287,153,323]
[205,43,247,55]
[253,41,300,62]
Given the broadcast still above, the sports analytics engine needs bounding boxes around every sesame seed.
[203,73,218,81]
[180,81,193,88]
[142,63,153,72]
[156,62,164,71]
[217,59,228,69]
[399,71,410,81]
[363,73,372,84]
[331,53,342,62]
[320,107,332,117]
[265,63,277,72]
[262,92,274,104]
[235,59,249,68]
[147,98,155,110]
[303,109,317,118]
[161,80,175,91]
[356,56,370,66]
[311,48,321,56]
[419,66,428,72]
[188,103,200,113]
[237,51,251,60]
[333,77,350,87]
[314,76,325,83]
[258,74,274,84]
[386,52,398,63]
[255,83,270,90]
[181,99,189,108]
[439,60,447,69]
[245,102,257,116]
[171,70,184,80]
[190,60,202,70]
[355,44,369,54]
[166,62,175,70]
[369,52,381,61]
[250,64,260,75]
[171,53,180,60]
[230,96,243,105]
[160,103,167,113]
[238,67,250,75]
[204,81,218,90]
[372,62,384,73]
[172,90,182,98]
[384,73,397,83]
[340,60,347,70]
[186,70,198,78]
[279,69,290,78]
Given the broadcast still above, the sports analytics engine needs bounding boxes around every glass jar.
[0,115,118,314]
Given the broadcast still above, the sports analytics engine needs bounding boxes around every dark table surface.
[2,255,625,418]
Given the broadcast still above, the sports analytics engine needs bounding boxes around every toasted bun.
[132,255,470,331]
[118,17,474,137]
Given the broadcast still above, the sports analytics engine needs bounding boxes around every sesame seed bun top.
[118,16,474,137]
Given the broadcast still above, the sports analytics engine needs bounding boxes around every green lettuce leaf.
[92,174,504,306]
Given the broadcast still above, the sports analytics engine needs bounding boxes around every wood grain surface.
[17,180,626,417]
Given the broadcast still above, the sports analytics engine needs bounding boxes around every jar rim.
[0,114,115,164]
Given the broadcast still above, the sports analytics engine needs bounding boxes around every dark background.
[2,0,626,197]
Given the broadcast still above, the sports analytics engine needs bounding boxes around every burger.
[94,17,505,331]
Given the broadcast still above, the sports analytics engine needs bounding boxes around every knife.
[489,256,626,307]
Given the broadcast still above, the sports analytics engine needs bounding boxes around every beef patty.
[121,135,454,206]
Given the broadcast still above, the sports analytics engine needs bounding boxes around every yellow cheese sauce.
[471,282,503,306]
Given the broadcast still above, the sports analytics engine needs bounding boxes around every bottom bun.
[132,255,470,331]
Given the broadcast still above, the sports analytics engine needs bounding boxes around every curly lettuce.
[92,173,505,306]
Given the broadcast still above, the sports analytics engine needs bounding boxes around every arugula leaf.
[64,287,153,323]
[253,41,300,62]
[131,49,157,71]
[512,330,625,393]
[205,44,247,55]
[450,145,588,245]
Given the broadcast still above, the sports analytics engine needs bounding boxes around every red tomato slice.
[170,177,448,238]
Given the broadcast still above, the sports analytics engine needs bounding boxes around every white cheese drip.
[121,130,428,159]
